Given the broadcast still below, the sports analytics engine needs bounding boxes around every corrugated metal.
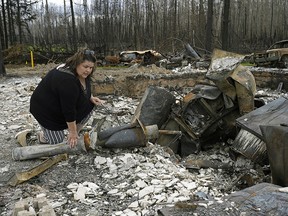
[232,129,267,164]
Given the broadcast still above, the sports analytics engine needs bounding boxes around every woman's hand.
[67,131,78,148]
[90,96,105,106]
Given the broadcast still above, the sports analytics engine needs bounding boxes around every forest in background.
[0,0,288,59]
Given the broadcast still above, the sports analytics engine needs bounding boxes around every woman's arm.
[67,121,78,148]
[90,96,105,106]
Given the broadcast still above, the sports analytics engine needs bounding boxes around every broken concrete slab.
[13,196,56,216]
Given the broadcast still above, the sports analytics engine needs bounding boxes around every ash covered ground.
[0,64,287,216]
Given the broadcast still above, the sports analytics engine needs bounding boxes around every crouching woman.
[30,49,104,148]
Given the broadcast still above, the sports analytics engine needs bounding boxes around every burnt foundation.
[92,67,288,98]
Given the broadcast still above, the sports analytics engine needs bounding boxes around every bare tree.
[16,0,23,43]
[205,0,213,52]
[1,0,8,49]
[69,0,77,50]
[2,0,288,58]
[222,0,230,50]
[133,0,141,49]
[0,40,6,76]
[198,0,205,46]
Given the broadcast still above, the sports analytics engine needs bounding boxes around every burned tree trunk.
[70,0,77,51]
[222,0,230,50]
[205,0,213,52]
[0,41,6,76]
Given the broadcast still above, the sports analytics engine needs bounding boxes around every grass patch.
[241,61,256,66]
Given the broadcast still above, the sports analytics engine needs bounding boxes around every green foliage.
[241,62,256,66]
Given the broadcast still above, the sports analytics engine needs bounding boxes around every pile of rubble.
[0,76,245,215]
[1,49,288,215]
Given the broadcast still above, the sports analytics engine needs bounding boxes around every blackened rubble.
[1,55,288,215]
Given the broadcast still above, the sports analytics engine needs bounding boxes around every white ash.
[172,64,207,74]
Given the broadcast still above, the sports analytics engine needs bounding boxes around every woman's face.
[76,60,95,79]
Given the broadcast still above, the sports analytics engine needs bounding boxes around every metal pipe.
[12,136,87,161]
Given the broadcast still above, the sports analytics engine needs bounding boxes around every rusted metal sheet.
[231,65,256,115]
[156,118,182,153]
[206,49,256,115]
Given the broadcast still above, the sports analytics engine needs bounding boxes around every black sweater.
[30,68,94,130]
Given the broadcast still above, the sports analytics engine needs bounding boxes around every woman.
[30,49,104,148]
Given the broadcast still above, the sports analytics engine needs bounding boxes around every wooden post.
[30,50,34,68]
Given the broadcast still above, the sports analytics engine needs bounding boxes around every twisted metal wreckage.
[12,49,288,214]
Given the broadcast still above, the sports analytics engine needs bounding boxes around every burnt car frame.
[251,40,288,68]
[119,50,163,65]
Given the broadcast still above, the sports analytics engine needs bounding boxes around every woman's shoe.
[37,131,48,144]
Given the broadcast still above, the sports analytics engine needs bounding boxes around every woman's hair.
[64,49,97,77]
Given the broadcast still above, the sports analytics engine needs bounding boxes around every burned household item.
[260,124,288,187]
[206,49,256,115]
[232,97,288,165]
[232,129,267,164]
[158,49,256,157]
[131,86,176,128]
[96,119,181,149]
[90,86,178,149]
[97,120,158,148]
[166,84,240,156]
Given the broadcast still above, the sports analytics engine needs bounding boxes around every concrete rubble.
[1,59,288,215]
[13,195,56,216]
